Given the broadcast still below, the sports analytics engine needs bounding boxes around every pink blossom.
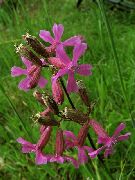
[39,23,81,53]
[52,44,92,93]
[11,57,48,91]
[17,126,52,164]
[49,129,79,168]
[63,122,93,164]
[89,122,131,158]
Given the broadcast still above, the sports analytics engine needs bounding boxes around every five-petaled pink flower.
[11,57,48,91]
[51,44,92,93]
[39,23,81,53]
[89,121,131,158]
[64,122,93,164]
[17,126,52,164]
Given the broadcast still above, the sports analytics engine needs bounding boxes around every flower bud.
[28,66,41,89]
[48,57,65,69]
[37,126,52,150]
[52,80,64,105]
[77,80,90,107]
[63,107,89,124]
[23,33,49,58]
[55,129,64,156]
[40,125,47,134]
[15,44,42,66]
[77,121,90,146]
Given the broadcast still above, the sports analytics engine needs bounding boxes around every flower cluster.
[11,23,131,168]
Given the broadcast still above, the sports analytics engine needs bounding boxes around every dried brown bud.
[15,44,42,66]
[32,112,59,126]
[55,129,64,156]
[23,33,49,58]
[63,107,89,124]
[42,94,59,115]
[77,80,90,107]
[77,121,90,146]
[52,80,64,105]
[33,90,46,105]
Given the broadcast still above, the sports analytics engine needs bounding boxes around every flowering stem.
[59,78,103,158]
[60,78,114,179]
[60,78,75,109]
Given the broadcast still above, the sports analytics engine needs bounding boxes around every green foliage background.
[0,0,135,179]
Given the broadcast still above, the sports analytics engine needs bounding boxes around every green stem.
[96,0,135,127]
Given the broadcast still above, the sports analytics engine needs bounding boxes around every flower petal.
[113,123,126,137]
[52,68,69,82]
[72,43,87,65]
[53,23,64,42]
[35,151,48,165]
[18,78,30,91]
[21,57,32,68]
[89,120,108,139]
[67,71,78,93]
[97,137,108,144]
[17,137,36,153]
[50,156,64,164]
[65,140,75,149]
[38,76,48,88]
[78,147,88,164]
[104,148,113,158]
[77,64,92,76]
[39,30,54,44]
[63,36,81,46]
[63,131,77,141]
[56,45,71,65]
[88,146,106,159]
[11,66,27,77]
[84,146,93,154]
[117,132,131,141]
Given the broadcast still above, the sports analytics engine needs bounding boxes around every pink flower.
[11,57,48,91]
[17,126,52,164]
[64,122,93,164]
[39,23,81,52]
[89,122,131,158]
[49,129,79,168]
[52,44,92,93]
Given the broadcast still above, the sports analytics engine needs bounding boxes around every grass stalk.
[96,0,135,127]
[0,84,32,141]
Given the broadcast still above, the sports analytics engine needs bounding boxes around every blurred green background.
[0,0,135,179]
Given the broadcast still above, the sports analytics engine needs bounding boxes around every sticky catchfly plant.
[12,23,131,171]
